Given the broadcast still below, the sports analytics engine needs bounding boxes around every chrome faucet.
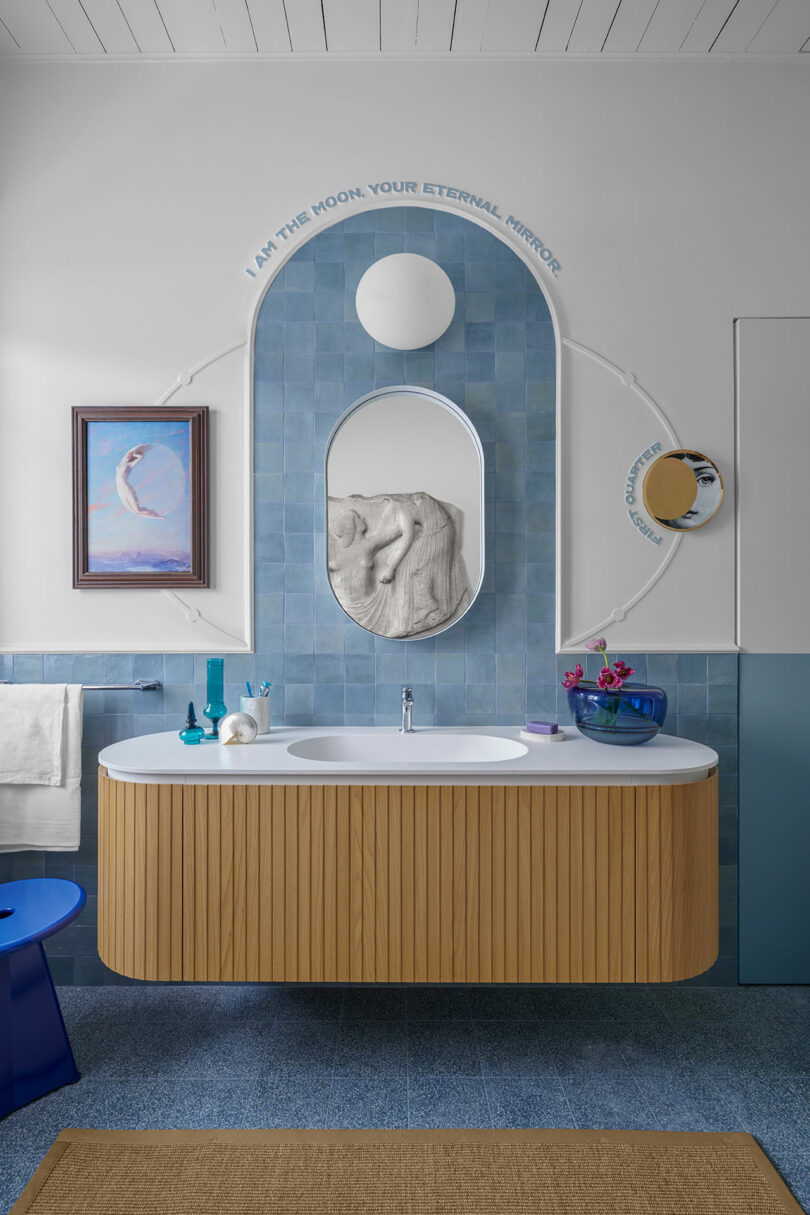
[400,686,414,733]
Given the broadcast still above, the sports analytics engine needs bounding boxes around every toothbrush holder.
[240,696,270,735]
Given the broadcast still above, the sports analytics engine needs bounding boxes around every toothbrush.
[245,681,253,697]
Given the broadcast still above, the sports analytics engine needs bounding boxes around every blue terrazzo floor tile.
[275,987,344,1021]
[475,1021,557,1076]
[326,1077,408,1129]
[106,1024,203,1078]
[341,987,407,1020]
[561,1069,659,1131]
[407,1020,481,1075]
[261,1020,339,1074]
[1,1154,49,1214]
[407,1075,490,1128]
[209,986,282,1021]
[466,987,538,1020]
[181,1020,273,1077]
[166,1078,257,1129]
[485,1076,575,1129]
[404,987,472,1021]
[632,1066,743,1132]
[542,1023,629,1071]
[333,1021,408,1076]
[243,1074,332,1129]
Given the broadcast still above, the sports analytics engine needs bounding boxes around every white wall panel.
[736,319,810,652]
[118,0,175,53]
[747,0,810,52]
[0,0,72,52]
[46,1,105,53]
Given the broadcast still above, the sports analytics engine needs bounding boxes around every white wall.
[1,60,808,652]
[736,318,810,652]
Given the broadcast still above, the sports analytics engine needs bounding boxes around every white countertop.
[98,726,718,786]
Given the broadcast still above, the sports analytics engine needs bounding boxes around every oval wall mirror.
[325,387,485,640]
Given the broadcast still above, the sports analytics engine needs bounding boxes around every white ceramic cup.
[240,696,270,734]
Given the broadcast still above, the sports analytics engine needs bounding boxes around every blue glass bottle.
[179,701,205,745]
[204,658,227,740]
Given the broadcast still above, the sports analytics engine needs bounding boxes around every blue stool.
[0,878,85,1118]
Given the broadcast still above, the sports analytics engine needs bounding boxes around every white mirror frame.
[323,385,486,641]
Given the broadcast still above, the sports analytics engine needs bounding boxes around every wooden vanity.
[97,728,718,985]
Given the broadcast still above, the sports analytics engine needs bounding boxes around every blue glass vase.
[204,658,227,740]
[568,682,668,746]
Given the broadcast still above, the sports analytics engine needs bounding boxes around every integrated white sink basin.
[285,731,529,765]
[99,726,719,786]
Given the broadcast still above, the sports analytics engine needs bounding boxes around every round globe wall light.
[355,253,456,350]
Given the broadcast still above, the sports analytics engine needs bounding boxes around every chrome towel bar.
[0,679,161,692]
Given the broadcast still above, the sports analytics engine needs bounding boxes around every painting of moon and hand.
[73,406,208,587]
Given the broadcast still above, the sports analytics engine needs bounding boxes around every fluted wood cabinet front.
[98,768,717,984]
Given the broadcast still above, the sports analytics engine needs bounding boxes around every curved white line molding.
[559,337,684,651]
[152,338,252,649]
[561,338,680,448]
[156,339,247,406]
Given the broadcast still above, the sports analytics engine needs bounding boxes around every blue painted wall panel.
[739,654,810,983]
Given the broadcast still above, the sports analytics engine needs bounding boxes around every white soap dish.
[519,728,565,743]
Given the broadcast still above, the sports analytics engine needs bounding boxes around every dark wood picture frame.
[72,406,209,588]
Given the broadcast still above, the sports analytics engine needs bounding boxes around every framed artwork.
[72,406,209,588]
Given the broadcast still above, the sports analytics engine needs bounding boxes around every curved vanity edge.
[97,727,719,787]
[97,766,718,985]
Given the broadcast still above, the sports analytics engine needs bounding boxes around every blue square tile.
[246,1074,331,1128]
[486,1076,574,1128]
[326,1077,408,1129]
[561,1069,658,1130]
[408,1020,480,1075]
[334,1021,408,1076]
[408,1075,490,1128]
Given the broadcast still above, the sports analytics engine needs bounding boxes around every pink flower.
[613,661,635,680]
[585,638,607,652]
[562,663,584,689]
[597,666,624,691]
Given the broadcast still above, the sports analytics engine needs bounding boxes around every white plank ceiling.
[0,0,807,57]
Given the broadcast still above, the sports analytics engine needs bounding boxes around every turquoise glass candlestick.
[204,658,227,739]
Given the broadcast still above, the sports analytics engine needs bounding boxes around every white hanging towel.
[0,684,84,851]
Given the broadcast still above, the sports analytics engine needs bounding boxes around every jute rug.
[12,1128,803,1214]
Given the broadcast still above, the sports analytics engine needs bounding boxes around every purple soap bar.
[526,720,558,735]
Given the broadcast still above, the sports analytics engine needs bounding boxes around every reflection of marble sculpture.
[328,492,469,638]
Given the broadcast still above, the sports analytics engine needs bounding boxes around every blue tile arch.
[0,207,738,985]
[253,205,556,732]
